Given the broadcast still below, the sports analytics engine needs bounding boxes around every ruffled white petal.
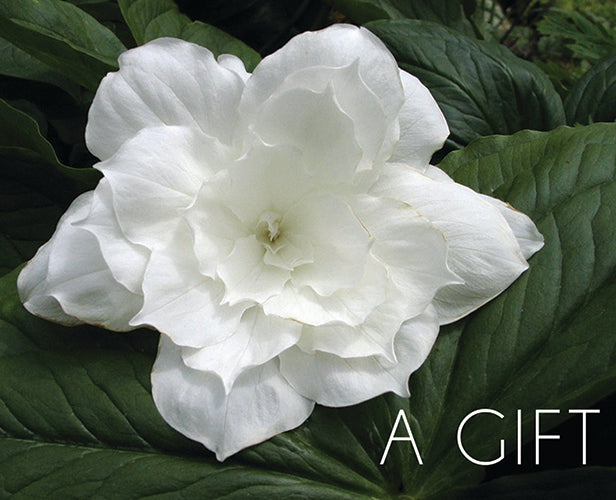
[87,38,245,160]
[286,194,372,296]
[217,54,251,82]
[279,306,439,406]
[263,257,388,326]
[240,24,404,130]
[372,165,538,324]
[389,70,449,169]
[74,179,149,294]
[252,85,362,183]
[217,235,290,305]
[253,61,397,170]
[96,126,230,250]
[181,307,301,392]
[130,222,249,348]
[18,192,143,331]
[152,335,314,461]
[354,194,460,317]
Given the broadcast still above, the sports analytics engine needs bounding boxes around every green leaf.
[118,0,261,71]
[454,467,616,499]
[332,0,475,36]
[0,0,126,91]
[400,123,616,497]
[564,54,616,125]
[366,19,566,150]
[2,124,616,496]
[0,37,79,98]
[0,98,100,275]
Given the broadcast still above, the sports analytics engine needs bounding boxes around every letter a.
[380,409,423,465]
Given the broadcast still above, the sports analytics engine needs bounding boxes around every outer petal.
[353,194,459,317]
[240,24,404,130]
[130,222,249,348]
[18,192,143,331]
[86,38,245,160]
[74,179,149,294]
[389,70,449,169]
[152,336,314,461]
[279,306,439,407]
[425,166,544,265]
[97,126,230,249]
[181,307,302,392]
[372,165,537,324]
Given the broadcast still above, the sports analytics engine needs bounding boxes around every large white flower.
[17,24,543,461]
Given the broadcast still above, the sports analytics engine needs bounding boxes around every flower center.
[256,210,282,245]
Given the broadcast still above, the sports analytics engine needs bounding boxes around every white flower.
[17,24,543,461]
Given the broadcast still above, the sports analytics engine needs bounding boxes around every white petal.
[152,336,314,461]
[425,165,544,259]
[217,53,251,82]
[181,307,301,392]
[264,257,388,327]
[255,61,397,170]
[479,196,545,259]
[97,126,229,249]
[74,179,149,294]
[197,143,315,229]
[131,222,249,348]
[280,306,439,406]
[354,194,460,317]
[297,281,412,362]
[184,191,247,278]
[287,194,372,296]
[372,165,533,324]
[217,235,290,305]
[390,70,449,169]
[86,38,245,160]
[18,192,143,331]
[252,85,362,183]
[241,24,403,131]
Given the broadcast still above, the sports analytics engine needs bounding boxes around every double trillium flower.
[18,24,543,460]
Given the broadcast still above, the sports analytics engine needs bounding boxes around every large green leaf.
[0,38,79,98]
[1,124,615,497]
[332,0,475,36]
[367,19,566,150]
[564,54,616,125]
[0,0,126,91]
[118,0,261,71]
[400,123,616,497]
[0,99,99,275]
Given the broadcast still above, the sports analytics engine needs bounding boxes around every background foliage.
[1,0,615,498]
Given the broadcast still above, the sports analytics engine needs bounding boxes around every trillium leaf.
[333,0,475,35]
[117,0,261,71]
[0,37,80,99]
[400,123,616,497]
[0,0,126,91]
[564,54,616,125]
[0,99,100,275]
[366,19,566,150]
